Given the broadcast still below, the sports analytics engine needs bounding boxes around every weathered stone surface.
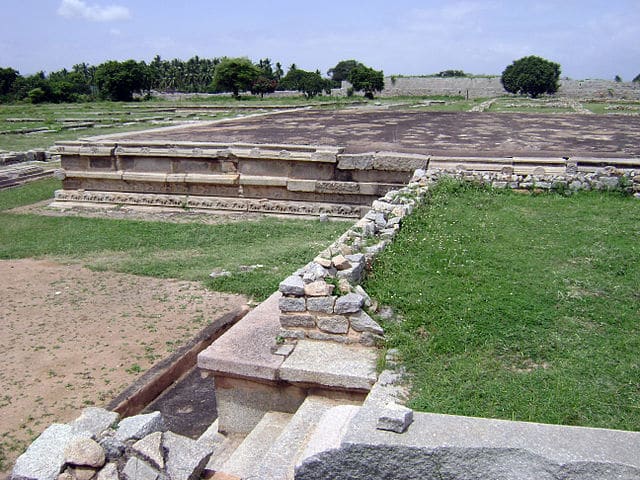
[376,403,414,433]
[162,432,211,480]
[335,293,364,314]
[279,296,306,312]
[67,466,96,480]
[122,458,158,480]
[353,286,372,307]
[316,315,349,334]
[95,463,118,480]
[279,340,377,390]
[98,437,126,461]
[131,432,164,469]
[69,408,119,438]
[278,275,305,296]
[306,296,336,314]
[313,256,332,268]
[13,424,86,480]
[307,331,356,344]
[337,154,374,170]
[58,473,73,480]
[115,412,165,442]
[304,281,334,297]
[331,255,351,271]
[302,263,329,283]
[349,311,383,335]
[280,313,315,328]
[64,438,105,468]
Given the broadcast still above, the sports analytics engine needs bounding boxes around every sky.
[1,0,639,80]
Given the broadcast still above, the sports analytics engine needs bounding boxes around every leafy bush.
[501,55,561,98]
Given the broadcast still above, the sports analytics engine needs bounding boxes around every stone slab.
[279,340,377,390]
[198,292,284,381]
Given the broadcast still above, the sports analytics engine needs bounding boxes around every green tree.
[251,76,277,98]
[328,60,361,85]
[633,73,640,83]
[501,55,561,98]
[0,67,20,99]
[614,75,622,83]
[211,57,260,98]
[297,71,331,98]
[348,64,385,99]
[94,60,149,101]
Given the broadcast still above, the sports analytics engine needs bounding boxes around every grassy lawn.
[0,179,345,300]
[366,180,639,431]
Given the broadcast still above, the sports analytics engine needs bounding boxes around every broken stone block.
[13,424,84,480]
[349,310,384,335]
[98,437,126,461]
[131,432,164,469]
[69,408,119,439]
[162,432,212,480]
[331,254,351,270]
[334,293,364,314]
[316,315,349,334]
[67,466,96,480]
[306,296,336,314]
[302,263,329,283]
[122,457,158,480]
[314,256,332,268]
[64,438,106,468]
[280,313,315,328]
[354,286,372,307]
[278,275,305,296]
[279,296,306,313]
[96,463,119,480]
[115,412,165,443]
[304,280,334,297]
[376,403,414,433]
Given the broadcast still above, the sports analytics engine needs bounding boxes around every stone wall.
[276,158,639,346]
[375,77,640,100]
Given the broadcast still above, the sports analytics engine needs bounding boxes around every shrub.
[348,64,384,99]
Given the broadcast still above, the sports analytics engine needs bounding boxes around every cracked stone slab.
[115,412,165,442]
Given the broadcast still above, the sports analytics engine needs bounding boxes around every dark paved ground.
[143,367,217,439]
[117,108,640,158]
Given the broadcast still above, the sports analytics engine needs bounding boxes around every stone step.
[218,411,293,479]
[249,395,358,480]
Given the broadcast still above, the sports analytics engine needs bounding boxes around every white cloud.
[57,0,131,22]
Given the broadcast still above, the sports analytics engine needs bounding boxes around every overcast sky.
[2,0,638,80]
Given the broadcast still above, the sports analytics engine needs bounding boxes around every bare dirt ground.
[0,259,246,477]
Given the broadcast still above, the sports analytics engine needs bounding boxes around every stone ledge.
[279,340,377,391]
[197,292,284,382]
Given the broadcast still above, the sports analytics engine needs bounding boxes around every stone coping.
[197,293,378,392]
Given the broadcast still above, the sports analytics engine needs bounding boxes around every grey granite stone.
[122,458,158,480]
[280,313,315,328]
[376,403,414,433]
[69,408,119,438]
[334,293,364,314]
[306,296,336,314]
[131,432,164,469]
[64,438,106,468]
[12,424,87,480]
[98,437,126,461]
[115,412,165,443]
[95,463,119,480]
[304,280,334,297]
[349,310,383,335]
[316,315,349,334]
[279,296,306,312]
[278,275,305,296]
[162,432,211,480]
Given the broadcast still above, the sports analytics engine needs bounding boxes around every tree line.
[0,56,384,103]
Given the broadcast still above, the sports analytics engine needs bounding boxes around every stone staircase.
[203,395,359,480]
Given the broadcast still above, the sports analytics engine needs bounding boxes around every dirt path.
[0,259,246,476]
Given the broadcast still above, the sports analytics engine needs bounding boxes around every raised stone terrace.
[51,107,640,217]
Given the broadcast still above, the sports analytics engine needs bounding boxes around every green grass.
[365,180,640,431]
[0,179,344,300]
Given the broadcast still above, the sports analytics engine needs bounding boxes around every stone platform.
[50,107,640,217]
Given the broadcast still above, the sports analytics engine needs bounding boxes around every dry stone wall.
[342,77,640,100]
